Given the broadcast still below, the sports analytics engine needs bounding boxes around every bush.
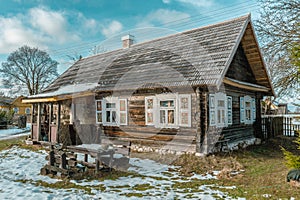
[0,109,15,126]
[281,134,300,169]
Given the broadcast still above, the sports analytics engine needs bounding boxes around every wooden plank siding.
[95,88,198,149]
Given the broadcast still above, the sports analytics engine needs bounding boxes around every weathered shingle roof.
[30,14,273,98]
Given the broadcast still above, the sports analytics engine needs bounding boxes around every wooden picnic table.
[67,144,115,172]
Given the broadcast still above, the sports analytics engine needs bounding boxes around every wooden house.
[0,96,31,115]
[0,97,13,112]
[23,15,274,153]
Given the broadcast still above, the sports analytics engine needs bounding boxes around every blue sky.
[0,0,261,74]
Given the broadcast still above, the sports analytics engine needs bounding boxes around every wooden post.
[49,150,55,166]
[60,153,67,169]
[49,103,53,142]
[37,103,42,141]
[95,152,100,172]
[31,104,35,140]
[255,95,263,140]
[196,88,201,153]
[200,91,207,147]
[84,154,88,162]
[56,102,61,143]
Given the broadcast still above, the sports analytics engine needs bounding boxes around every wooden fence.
[262,115,300,139]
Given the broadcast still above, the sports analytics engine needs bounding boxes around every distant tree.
[0,46,58,95]
[256,0,300,98]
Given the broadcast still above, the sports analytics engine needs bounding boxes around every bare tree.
[0,46,58,95]
[256,0,300,98]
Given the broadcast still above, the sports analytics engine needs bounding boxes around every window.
[145,94,191,128]
[159,100,175,126]
[95,97,128,126]
[25,107,31,115]
[217,99,226,125]
[13,107,19,114]
[240,95,256,124]
[209,93,232,127]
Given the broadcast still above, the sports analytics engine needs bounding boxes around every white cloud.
[0,7,84,54]
[176,0,214,7]
[137,9,190,28]
[0,16,46,54]
[101,20,123,38]
[29,7,79,43]
[162,0,171,3]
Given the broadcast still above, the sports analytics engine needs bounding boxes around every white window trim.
[156,95,177,128]
[215,92,227,127]
[96,97,128,126]
[145,93,192,128]
[209,93,232,127]
[240,95,256,124]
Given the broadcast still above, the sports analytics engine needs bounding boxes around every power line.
[48,1,261,64]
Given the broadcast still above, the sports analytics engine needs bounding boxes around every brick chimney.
[121,34,134,48]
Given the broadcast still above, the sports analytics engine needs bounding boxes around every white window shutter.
[227,96,233,125]
[102,99,106,123]
[145,96,155,125]
[209,94,216,126]
[252,98,256,122]
[119,99,128,125]
[240,97,245,123]
[178,94,191,127]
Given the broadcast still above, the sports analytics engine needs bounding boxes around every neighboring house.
[0,96,31,115]
[10,96,32,116]
[0,97,13,112]
[23,14,274,154]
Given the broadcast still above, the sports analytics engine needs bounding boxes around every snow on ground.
[0,146,238,200]
[0,124,31,140]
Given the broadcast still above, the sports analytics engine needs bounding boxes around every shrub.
[281,134,300,169]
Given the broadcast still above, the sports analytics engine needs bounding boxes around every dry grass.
[2,135,300,199]
[132,136,300,199]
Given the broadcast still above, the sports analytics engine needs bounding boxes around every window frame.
[157,95,177,128]
[96,97,128,126]
[240,95,256,125]
[144,93,191,128]
[209,93,232,127]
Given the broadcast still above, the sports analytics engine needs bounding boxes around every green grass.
[0,136,28,151]
[171,136,300,199]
